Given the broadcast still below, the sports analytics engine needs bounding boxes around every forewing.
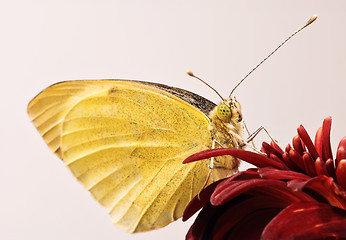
[27,81,122,158]
[28,80,212,232]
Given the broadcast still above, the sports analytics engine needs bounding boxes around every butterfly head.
[216,97,242,123]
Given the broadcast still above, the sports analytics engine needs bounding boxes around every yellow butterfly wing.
[27,80,212,233]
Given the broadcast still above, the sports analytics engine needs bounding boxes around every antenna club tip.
[306,15,318,26]
[186,70,194,76]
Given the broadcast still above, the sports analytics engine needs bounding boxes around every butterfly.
[27,15,317,234]
[27,78,244,233]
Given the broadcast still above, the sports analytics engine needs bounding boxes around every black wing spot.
[108,87,117,94]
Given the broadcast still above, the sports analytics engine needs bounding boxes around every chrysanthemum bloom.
[183,117,346,240]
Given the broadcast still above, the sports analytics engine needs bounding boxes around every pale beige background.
[1,1,346,240]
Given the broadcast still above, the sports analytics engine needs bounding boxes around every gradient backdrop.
[2,1,346,240]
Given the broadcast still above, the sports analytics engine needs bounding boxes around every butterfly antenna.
[187,70,227,102]
[229,14,318,98]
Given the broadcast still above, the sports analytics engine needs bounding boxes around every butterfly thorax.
[207,98,245,180]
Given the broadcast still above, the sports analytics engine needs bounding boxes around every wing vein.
[133,162,199,231]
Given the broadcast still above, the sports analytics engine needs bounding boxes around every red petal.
[261,202,346,240]
[227,169,261,181]
[182,180,220,221]
[187,196,283,240]
[270,141,284,156]
[262,142,282,159]
[258,167,310,181]
[269,154,284,165]
[302,152,317,176]
[336,159,346,190]
[225,209,280,240]
[183,148,287,170]
[212,179,287,206]
[250,185,315,203]
[184,169,263,221]
[185,226,195,240]
[315,157,329,176]
[261,146,269,155]
[297,125,319,160]
[282,152,299,171]
[336,137,346,167]
[314,127,323,159]
[288,148,305,171]
[213,196,284,240]
[288,175,346,209]
[187,202,218,240]
[292,135,305,155]
[325,158,336,181]
[322,116,333,161]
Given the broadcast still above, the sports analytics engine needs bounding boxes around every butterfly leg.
[243,121,256,148]
[209,138,217,180]
[240,126,282,151]
[202,139,225,182]
[198,139,219,198]
[206,139,219,182]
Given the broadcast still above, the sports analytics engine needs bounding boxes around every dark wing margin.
[124,80,217,115]
[30,79,217,116]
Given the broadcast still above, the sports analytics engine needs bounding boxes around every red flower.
[183,117,346,240]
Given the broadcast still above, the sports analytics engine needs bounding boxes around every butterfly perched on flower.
[27,15,317,233]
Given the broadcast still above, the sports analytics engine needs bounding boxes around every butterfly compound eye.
[216,103,232,121]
